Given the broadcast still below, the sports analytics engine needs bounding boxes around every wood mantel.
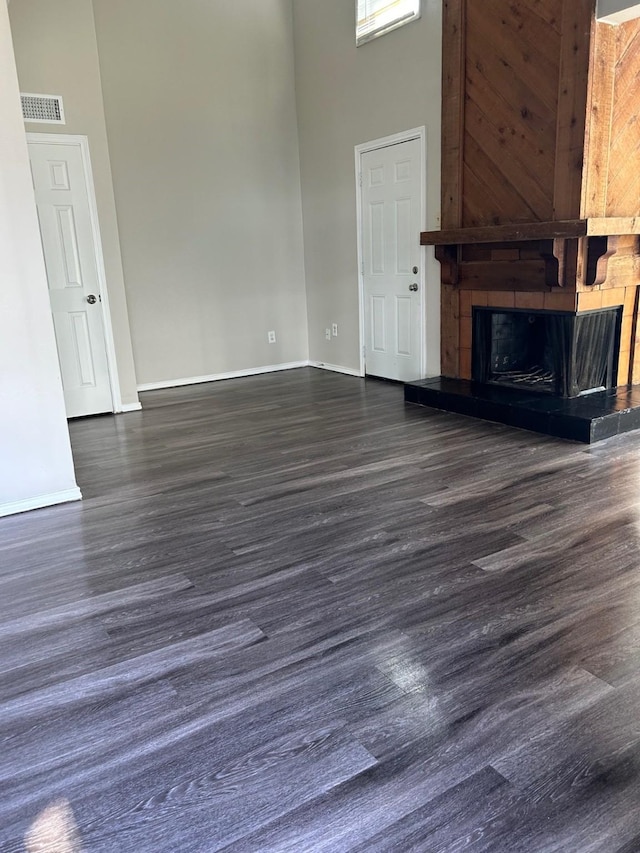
[422,218,640,293]
[421,219,640,246]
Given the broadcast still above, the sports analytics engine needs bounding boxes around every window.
[356,0,421,46]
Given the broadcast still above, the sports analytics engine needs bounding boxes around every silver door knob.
[86,294,97,304]
[409,283,419,292]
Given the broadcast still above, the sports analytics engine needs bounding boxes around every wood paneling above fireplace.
[426,0,640,383]
[442,0,594,230]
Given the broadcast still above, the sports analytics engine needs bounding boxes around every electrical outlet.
[268,330,276,344]
[325,328,331,341]
[332,323,338,337]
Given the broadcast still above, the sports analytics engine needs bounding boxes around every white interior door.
[29,139,113,418]
[362,138,423,381]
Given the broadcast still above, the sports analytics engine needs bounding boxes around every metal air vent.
[21,93,66,125]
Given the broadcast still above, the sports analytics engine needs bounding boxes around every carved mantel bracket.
[434,245,459,286]
[585,235,618,287]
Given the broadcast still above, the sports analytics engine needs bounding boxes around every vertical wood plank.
[441,284,460,377]
[605,20,640,217]
[441,0,465,376]
[552,0,594,220]
[441,0,466,229]
[581,20,616,218]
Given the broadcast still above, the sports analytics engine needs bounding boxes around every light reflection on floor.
[24,799,84,853]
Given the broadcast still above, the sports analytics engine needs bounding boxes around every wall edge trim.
[0,487,82,518]
[308,361,363,377]
[137,361,310,392]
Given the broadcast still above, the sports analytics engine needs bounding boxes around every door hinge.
[359,172,363,187]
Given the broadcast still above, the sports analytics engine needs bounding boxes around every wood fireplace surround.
[408,0,640,440]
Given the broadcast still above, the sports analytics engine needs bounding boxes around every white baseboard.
[120,402,143,413]
[137,361,309,392]
[0,487,82,518]
[308,360,363,377]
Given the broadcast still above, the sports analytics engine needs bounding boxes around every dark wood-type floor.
[4,368,640,851]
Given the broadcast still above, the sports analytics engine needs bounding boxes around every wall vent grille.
[21,93,65,124]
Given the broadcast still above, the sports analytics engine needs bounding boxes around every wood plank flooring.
[3,367,640,851]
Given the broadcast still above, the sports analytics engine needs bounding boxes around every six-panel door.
[29,140,113,418]
[362,138,422,382]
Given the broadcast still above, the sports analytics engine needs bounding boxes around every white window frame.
[356,0,421,46]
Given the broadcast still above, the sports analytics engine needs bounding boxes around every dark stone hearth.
[404,377,640,443]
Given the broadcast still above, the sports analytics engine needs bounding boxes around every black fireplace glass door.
[545,313,574,397]
[572,310,619,396]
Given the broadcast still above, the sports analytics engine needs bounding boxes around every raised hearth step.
[404,377,640,444]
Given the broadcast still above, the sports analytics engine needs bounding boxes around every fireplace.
[472,307,622,398]
[406,2,640,442]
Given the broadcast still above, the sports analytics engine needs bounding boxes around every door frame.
[26,132,123,414]
[355,126,427,379]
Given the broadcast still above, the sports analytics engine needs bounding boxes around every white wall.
[9,0,140,408]
[91,0,309,387]
[0,1,80,517]
[292,0,442,374]
[8,0,444,391]
[598,0,640,23]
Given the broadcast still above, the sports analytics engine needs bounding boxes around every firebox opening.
[488,312,555,392]
[472,306,622,398]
